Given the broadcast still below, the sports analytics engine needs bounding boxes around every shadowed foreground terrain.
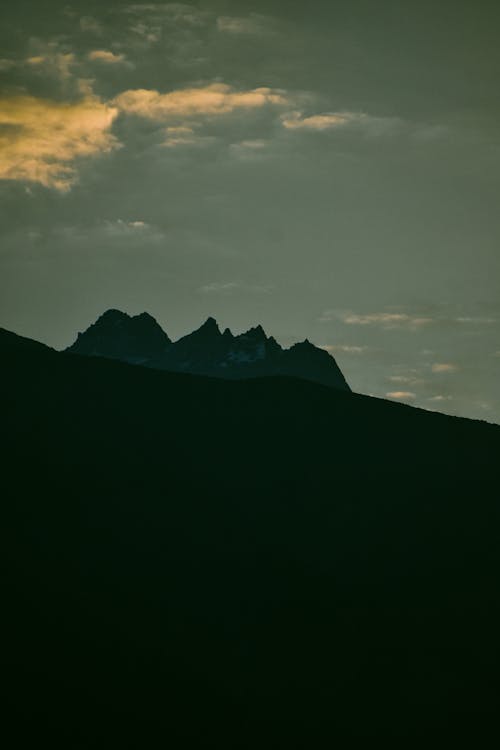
[2,327,500,748]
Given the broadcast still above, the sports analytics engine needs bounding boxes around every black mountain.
[66,309,351,391]
[3,325,500,748]
[67,308,171,364]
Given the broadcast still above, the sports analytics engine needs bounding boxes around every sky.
[1,0,500,422]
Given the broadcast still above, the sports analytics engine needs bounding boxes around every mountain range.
[3,323,500,748]
[66,308,351,391]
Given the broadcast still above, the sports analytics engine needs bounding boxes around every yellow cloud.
[431,363,458,373]
[88,49,127,64]
[282,111,402,136]
[282,111,352,130]
[340,312,433,329]
[0,95,120,191]
[386,391,417,401]
[30,51,75,80]
[26,56,46,65]
[113,83,289,121]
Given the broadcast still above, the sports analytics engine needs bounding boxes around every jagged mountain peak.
[239,324,268,341]
[66,310,350,391]
[135,311,158,322]
[288,339,322,353]
[94,308,161,328]
[200,316,220,331]
[178,317,222,342]
[97,308,130,324]
[67,308,171,362]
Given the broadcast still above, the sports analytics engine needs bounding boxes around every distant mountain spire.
[198,316,221,333]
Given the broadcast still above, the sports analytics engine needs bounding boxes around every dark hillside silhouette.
[3,326,500,748]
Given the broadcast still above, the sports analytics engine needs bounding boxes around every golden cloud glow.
[341,312,432,329]
[431,363,458,373]
[282,111,352,130]
[282,111,403,137]
[88,49,127,64]
[386,391,417,400]
[113,83,289,121]
[0,95,120,191]
[26,56,46,65]
[28,51,76,80]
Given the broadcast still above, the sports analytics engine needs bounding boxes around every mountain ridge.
[65,309,351,391]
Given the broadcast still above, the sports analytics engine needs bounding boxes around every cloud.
[88,50,128,65]
[431,363,458,373]
[229,139,269,160]
[216,15,268,35]
[123,3,210,48]
[0,95,120,191]
[456,316,496,324]
[334,311,433,330]
[127,220,148,229]
[0,59,16,71]
[235,139,267,149]
[282,111,353,131]
[129,21,162,43]
[281,110,402,135]
[124,3,208,25]
[387,375,421,384]
[113,83,290,122]
[21,41,77,82]
[101,219,154,235]
[162,125,216,148]
[164,133,215,148]
[386,391,417,401]
[321,307,499,332]
[320,344,368,354]
[199,281,272,294]
[37,51,76,80]
[37,220,167,254]
[80,16,103,34]
[428,395,453,402]
[231,138,268,151]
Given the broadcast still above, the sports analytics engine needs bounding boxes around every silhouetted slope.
[0,325,55,355]
[66,310,351,391]
[3,327,500,748]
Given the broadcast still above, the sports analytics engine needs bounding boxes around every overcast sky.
[1,0,500,422]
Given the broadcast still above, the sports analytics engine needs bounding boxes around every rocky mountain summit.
[66,309,351,391]
[66,309,171,364]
